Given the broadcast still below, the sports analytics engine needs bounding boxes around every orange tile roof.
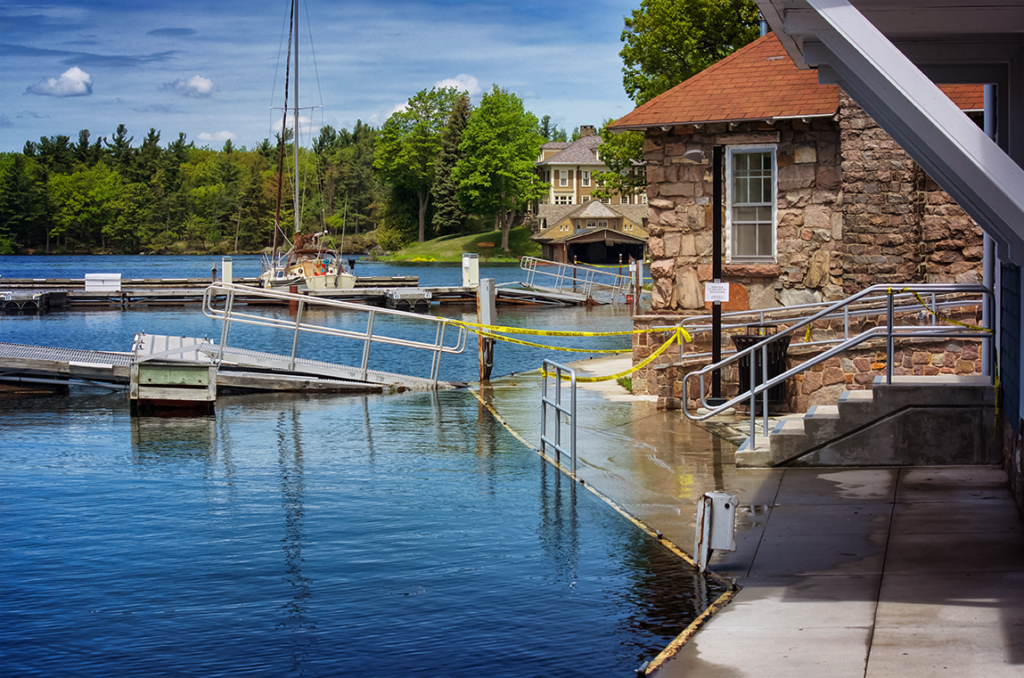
[610,33,983,130]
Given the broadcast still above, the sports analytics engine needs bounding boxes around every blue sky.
[0,0,641,153]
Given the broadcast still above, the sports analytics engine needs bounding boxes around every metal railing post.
[361,310,376,381]
[217,288,234,365]
[762,343,769,435]
[749,349,756,444]
[290,297,305,371]
[887,292,895,384]
[541,360,577,475]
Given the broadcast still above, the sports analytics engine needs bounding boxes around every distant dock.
[1,275,599,311]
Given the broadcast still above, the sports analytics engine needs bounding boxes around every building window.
[559,170,568,187]
[598,220,607,229]
[582,170,591,187]
[575,220,581,228]
[726,146,777,262]
[586,220,596,229]
[555,194,573,205]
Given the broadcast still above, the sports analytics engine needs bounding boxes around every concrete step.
[736,375,998,468]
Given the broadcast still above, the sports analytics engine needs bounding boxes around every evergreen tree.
[431,93,471,237]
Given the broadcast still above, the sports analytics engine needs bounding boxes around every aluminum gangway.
[203,282,469,390]
[1,285,471,394]
[516,256,643,304]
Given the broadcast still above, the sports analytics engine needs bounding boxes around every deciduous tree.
[374,87,461,242]
[620,0,761,105]
[454,86,545,252]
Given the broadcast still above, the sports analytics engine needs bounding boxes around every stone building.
[610,32,984,314]
[608,32,987,407]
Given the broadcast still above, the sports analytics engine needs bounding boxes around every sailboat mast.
[293,0,300,236]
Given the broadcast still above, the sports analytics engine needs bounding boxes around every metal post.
[361,310,375,381]
[749,347,756,444]
[430,322,445,385]
[570,369,577,475]
[289,298,305,371]
[711,145,724,403]
[217,288,234,365]
[478,278,496,382]
[762,343,769,435]
[887,292,894,384]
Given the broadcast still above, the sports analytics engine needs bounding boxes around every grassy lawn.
[385,227,541,263]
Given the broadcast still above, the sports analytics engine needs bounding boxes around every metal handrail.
[541,359,577,475]
[202,282,468,386]
[519,256,635,303]
[672,291,985,360]
[679,283,994,446]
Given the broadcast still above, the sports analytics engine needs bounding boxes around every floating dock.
[0,338,450,395]
[0,277,600,309]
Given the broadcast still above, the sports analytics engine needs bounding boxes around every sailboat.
[260,0,355,291]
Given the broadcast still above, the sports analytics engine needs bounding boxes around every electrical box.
[462,253,479,287]
[706,492,737,550]
[694,491,737,572]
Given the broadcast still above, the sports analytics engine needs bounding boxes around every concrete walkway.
[481,356,1024,677]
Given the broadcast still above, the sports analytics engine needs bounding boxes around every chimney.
[579,125,596,138]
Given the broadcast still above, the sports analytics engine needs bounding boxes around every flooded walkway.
[482,356,1024,677]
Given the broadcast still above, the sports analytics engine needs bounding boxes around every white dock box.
[84,273,122,293]
[462,253,479,287]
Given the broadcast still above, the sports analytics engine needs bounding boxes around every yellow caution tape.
[474,328,631,354]
[909,290,993,334]
[441,316,687,339]
[540,329,684,383]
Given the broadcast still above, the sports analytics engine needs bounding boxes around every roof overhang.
[612,112,837,132]
[556,228,649,246]
[756,0,1024,263]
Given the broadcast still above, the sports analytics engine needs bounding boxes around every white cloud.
[197,130,237,143]
[25,67,93,98]
[434,74,481,96]
[162,75,215,98]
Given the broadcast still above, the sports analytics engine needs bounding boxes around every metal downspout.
[983,84,996,377]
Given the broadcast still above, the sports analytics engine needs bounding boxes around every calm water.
[0,257,714,677]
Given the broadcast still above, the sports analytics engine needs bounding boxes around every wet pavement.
[480,355,1024,677]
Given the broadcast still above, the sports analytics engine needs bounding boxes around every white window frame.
[581,170,591,187]
[554,194,573,205]
[559,170,568,187]
[725,144,777,263]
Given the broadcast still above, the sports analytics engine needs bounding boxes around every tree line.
[0,87,562,256]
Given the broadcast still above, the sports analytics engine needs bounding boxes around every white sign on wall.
[704,282,730,303]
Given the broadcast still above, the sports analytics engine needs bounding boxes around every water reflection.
[130,416,217,464]
[538,461,581,587]
[274,406,317,669]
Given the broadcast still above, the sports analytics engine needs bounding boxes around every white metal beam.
[763,0,1024,263]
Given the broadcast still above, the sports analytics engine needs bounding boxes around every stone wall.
[649,338,985,412]
[644,118,843,313]
[838,90,985,294]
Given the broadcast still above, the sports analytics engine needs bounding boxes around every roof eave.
[609,111,839,133]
